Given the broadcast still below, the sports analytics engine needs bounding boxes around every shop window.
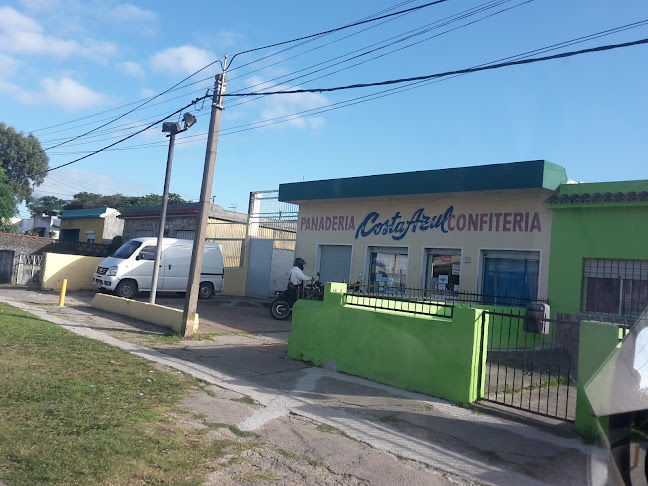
[85,230,95,243]
[482,251,540,306]
[425,249,461,294]
[582,259,648,317]
[368,247,408,294]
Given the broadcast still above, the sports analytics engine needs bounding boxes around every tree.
[63,192,190,212]
[27,195,68,216]
[0,123,49,203]
[0,167,18,233]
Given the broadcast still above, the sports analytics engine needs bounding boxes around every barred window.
[582,259,648,317]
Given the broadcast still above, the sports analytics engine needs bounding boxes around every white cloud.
[247,76,329,129]
[117,61,145,78]
[18,0,62,12]
[150,45,217,76]
[0,53,21,79]
[140,88,157,98]
[109,3,157,23]
[12,77,108,110]
[0,6,117,61]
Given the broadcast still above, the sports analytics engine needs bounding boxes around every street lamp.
[149,112,196,304]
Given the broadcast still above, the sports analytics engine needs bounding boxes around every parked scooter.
[270,273,324,320]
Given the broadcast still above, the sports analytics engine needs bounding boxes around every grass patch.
[315,423,358,443]
[206,423,256,438]
[233,395,256,405]
[504,375,567,395]
[0,303,236,486]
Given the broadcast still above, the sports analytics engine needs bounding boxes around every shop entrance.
[424,249,461,295]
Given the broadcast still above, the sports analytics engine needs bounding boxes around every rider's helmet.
[294,257,306,270]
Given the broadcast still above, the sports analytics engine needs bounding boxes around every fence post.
[58,279,68,307]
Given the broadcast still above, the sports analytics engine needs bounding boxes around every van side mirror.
[135,255,141,261]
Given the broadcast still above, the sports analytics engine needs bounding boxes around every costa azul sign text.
[299,206,542,240]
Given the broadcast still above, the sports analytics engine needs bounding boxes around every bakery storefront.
[279,160,567,304]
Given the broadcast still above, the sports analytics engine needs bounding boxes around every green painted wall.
[288,282,487,405]
[575,321,620,440]
[547,205,648,316]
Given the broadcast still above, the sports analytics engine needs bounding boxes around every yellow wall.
[60,218,105,242]
[90,293,198,334]
[223,267,247,296]
[295,189,554,297]
[41,253,104,291]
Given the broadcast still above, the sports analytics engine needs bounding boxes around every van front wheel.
[115,280,137,299]
[198,282,214,300]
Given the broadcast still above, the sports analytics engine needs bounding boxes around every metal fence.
[343,284,457,318]
[248,190,297,250]
[344,283,547,309]
[480,310,579,421]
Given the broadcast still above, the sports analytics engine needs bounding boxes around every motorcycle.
[270,273,324,320]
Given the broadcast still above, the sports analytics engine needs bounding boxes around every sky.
[1,0,647,218]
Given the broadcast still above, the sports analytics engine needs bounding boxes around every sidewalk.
[0,287,616,485]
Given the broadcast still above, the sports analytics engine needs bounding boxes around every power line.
[40,62,221,152]
[34,28,648,163]
[40,0,522,148]
[220,37,648,97]
[35,95,210,176]
[225,0,525,110]
[28,0,432,138]
[226,0,449,69]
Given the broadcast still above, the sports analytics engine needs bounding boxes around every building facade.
[59,207,123,244]
[547,180,648,319]
[280,160,567,304]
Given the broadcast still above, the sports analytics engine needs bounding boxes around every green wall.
[575,320,620,440]
[548,204,648,316]
[288,283,487,405]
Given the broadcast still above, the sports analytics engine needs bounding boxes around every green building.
[546,180,648,319]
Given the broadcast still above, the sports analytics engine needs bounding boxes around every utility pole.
[181,57,227,336]
[149,130,175,304]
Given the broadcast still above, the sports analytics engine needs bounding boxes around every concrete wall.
[122,215,199,241]
[575,320,620,440]
[223,267,246,296]
[548,204,648,316]
[91,293,198,334]
[41,252,103,291]
[269,248,293,296]
[295,189,554,297]
[288,282,487,405]
[102,213,124,243]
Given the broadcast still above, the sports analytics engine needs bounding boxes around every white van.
[93,237,224,299]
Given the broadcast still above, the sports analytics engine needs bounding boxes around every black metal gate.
[0,250,14,283]
[479,310,580,421]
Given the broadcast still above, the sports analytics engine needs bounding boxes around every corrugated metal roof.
[119,203,247,223]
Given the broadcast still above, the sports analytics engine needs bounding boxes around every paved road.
[0,286,618,485]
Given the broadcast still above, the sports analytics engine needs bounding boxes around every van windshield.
[111,240,142,259]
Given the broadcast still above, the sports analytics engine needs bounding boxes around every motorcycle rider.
[287,257,313,301]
